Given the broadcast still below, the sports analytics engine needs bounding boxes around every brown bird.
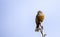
[35,10,44,32]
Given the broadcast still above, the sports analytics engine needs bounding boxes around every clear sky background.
[0,0,60,37]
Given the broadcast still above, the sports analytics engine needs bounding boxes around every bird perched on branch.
[35,10,46,37]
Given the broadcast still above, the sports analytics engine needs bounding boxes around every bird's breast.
[38,14,44,21]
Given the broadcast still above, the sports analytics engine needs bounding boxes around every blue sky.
[0,0,60,37]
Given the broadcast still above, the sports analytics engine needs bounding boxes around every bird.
[35,10,46,37]
[35,10,44,32]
